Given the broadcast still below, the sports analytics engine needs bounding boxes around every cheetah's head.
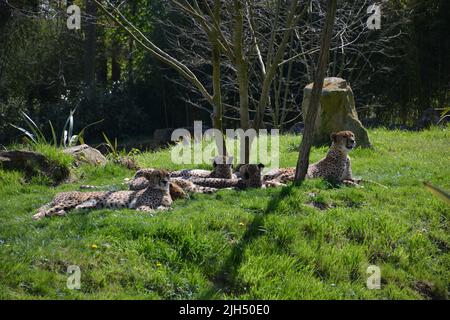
[240,163,265,188]
[211,155,234,179]
[142,169,170,191]
[331,131,356,153]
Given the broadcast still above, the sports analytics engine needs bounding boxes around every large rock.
[0,150,70,184]
[63,144,107,166]
[301,77,371,148]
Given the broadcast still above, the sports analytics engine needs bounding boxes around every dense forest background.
[0,0,448,145]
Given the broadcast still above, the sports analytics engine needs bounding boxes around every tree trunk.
[211,0,226,156]
[211,38,226,156]
[234,0,250,163]
[295,0,337,182]
[238,65,250,163]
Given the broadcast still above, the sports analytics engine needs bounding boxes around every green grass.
[30,143,74,169]
[6,143,74,170]
[0,127,449,299]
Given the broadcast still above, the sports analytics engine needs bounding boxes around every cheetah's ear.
[258,163,265,169]
[330,132,337,143]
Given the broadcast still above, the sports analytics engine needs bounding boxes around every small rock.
[63,144,106,166]
[113,156,140,170]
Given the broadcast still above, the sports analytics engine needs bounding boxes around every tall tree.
[295,0,337,182]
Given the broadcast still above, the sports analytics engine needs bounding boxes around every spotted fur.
[189,163,265,189]
[130,169,217,195]
[170,155,234,179]
[33,169,172,220]
[262,131,357,185]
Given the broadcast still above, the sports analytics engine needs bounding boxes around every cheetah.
[169,180,189,200]
[130,168,218,196]
[32,169,173,220]
[189,163,266,189]
[263,131,359,185]
[80,173,189,200]
[130,164,266,191]
[170,155,235,179]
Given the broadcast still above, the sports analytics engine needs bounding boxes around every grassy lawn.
[0,127,449,300]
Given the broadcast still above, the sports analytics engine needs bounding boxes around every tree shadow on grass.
[198,184,299,299]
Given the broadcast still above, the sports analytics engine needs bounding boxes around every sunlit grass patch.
[0,127,449,299]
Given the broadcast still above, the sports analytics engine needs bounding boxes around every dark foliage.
[0,0,448,145]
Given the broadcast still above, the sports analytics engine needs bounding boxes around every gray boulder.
[63,144,107,166]
[301,77,372,148]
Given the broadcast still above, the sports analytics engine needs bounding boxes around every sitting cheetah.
[263,131,359,185]
[170,155,235,179]
[32,169,172,220]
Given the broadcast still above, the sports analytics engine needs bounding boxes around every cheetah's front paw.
[32,212,46,220]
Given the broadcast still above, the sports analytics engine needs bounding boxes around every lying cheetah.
[80,175,189,200]
[129,164,267,191]
[130,168,218,196]
[189,163,267,189]
[263,131,359,185]
[170,155,235,179]
[130,155,233,195]
[32,169,172,220]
